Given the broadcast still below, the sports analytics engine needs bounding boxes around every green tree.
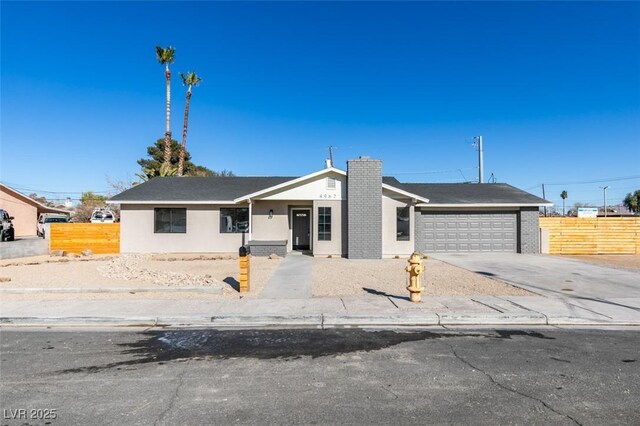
[137,138,233,180]
[177,71,203,176]
[560,190,568,216]
[623,190,640,214]
[74,192,110,222]
[29,193,55,207]
[156,45,176,168]
[80,192,108,205]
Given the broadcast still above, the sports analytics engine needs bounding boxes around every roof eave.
[381,183,430,204]
[108,200,237,205]
[1,183,71,213]
[416,202,553,208]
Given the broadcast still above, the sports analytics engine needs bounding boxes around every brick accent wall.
[347,157,382,259]
[519,207,540,254]
[248,240,288,257]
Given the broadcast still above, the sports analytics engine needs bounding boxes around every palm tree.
[560,190,568,216]
[156,45,176,168]
[177,72,202,176]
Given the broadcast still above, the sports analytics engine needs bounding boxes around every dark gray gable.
[395,183,548,205]
[109,176,295,202]
[382,176,402,186]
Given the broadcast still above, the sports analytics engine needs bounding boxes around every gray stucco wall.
[347,157,382,259]
[519,207,540,254]
[382,194,414,257]
[120,204,243,253]
[312,199,345,257]
[414,209,426,254]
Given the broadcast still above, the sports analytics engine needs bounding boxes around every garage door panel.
[418,211,517,253]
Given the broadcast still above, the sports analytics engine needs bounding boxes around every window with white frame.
[318,207,331,241]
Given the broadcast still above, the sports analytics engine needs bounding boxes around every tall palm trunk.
[163,65,173,167]
[177,88,192,176]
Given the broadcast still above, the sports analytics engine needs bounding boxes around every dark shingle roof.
[110,175,549,206]
[393,183,548,205]
[382,176,402,186]
[109,176,295,202]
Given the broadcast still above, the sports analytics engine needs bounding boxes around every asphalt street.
[1,327,639,425]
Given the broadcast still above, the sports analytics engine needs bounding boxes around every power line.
[387,167,478,175]
[524,176,640,192]
[1,181,111,195]
[538,175,640,187]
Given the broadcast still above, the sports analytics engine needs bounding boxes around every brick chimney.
[347,157,382,259]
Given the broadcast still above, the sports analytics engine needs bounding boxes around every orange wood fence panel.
[539,217,640,255]
[50,223,120,254]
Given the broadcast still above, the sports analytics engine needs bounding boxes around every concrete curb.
[2,314,639,328]
[322,313,439,327]
[438,313,548,325]
[0,316,214,327]
[211,315,323,327]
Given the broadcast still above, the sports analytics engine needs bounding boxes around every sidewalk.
[2,294,640,327]
[3,252,640,328]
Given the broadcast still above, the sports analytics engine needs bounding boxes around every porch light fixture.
[269,209,274,219]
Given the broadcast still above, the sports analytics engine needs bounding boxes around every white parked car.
[90,208,117,223]
[37,213,69,238]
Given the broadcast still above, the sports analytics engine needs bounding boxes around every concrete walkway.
[259,252,313,299]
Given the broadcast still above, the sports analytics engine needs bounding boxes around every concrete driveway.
[0,236,48,260]
[431,253,640,299]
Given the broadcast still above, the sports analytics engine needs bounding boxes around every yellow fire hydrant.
[406,252,425,303]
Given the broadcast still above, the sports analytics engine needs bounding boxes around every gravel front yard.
[312,257,532,298]
[0,254,281,300]
[1,253,532,301]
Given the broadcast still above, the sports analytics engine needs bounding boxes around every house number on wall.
[318,194,338,199]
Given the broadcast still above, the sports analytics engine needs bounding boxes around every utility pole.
[600,186,609,217]
[328,145,334,167]
[474,136,484,183]
[542,184,547,217]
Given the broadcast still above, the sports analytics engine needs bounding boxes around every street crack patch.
[448,344,582,425]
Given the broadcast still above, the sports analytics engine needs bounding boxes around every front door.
[292,209,311,250]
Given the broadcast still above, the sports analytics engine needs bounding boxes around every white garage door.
[418,212,517,253]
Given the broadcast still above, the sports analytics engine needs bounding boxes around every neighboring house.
[0,183,70,237]
[109,157,551,258]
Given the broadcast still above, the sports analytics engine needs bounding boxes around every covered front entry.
[291,209,311,250]
[417,211,517,253]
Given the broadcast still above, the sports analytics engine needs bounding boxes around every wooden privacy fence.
[539,217,640,255]
[50,223,120,254]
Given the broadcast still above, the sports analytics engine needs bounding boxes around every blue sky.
[1,1,639,210]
